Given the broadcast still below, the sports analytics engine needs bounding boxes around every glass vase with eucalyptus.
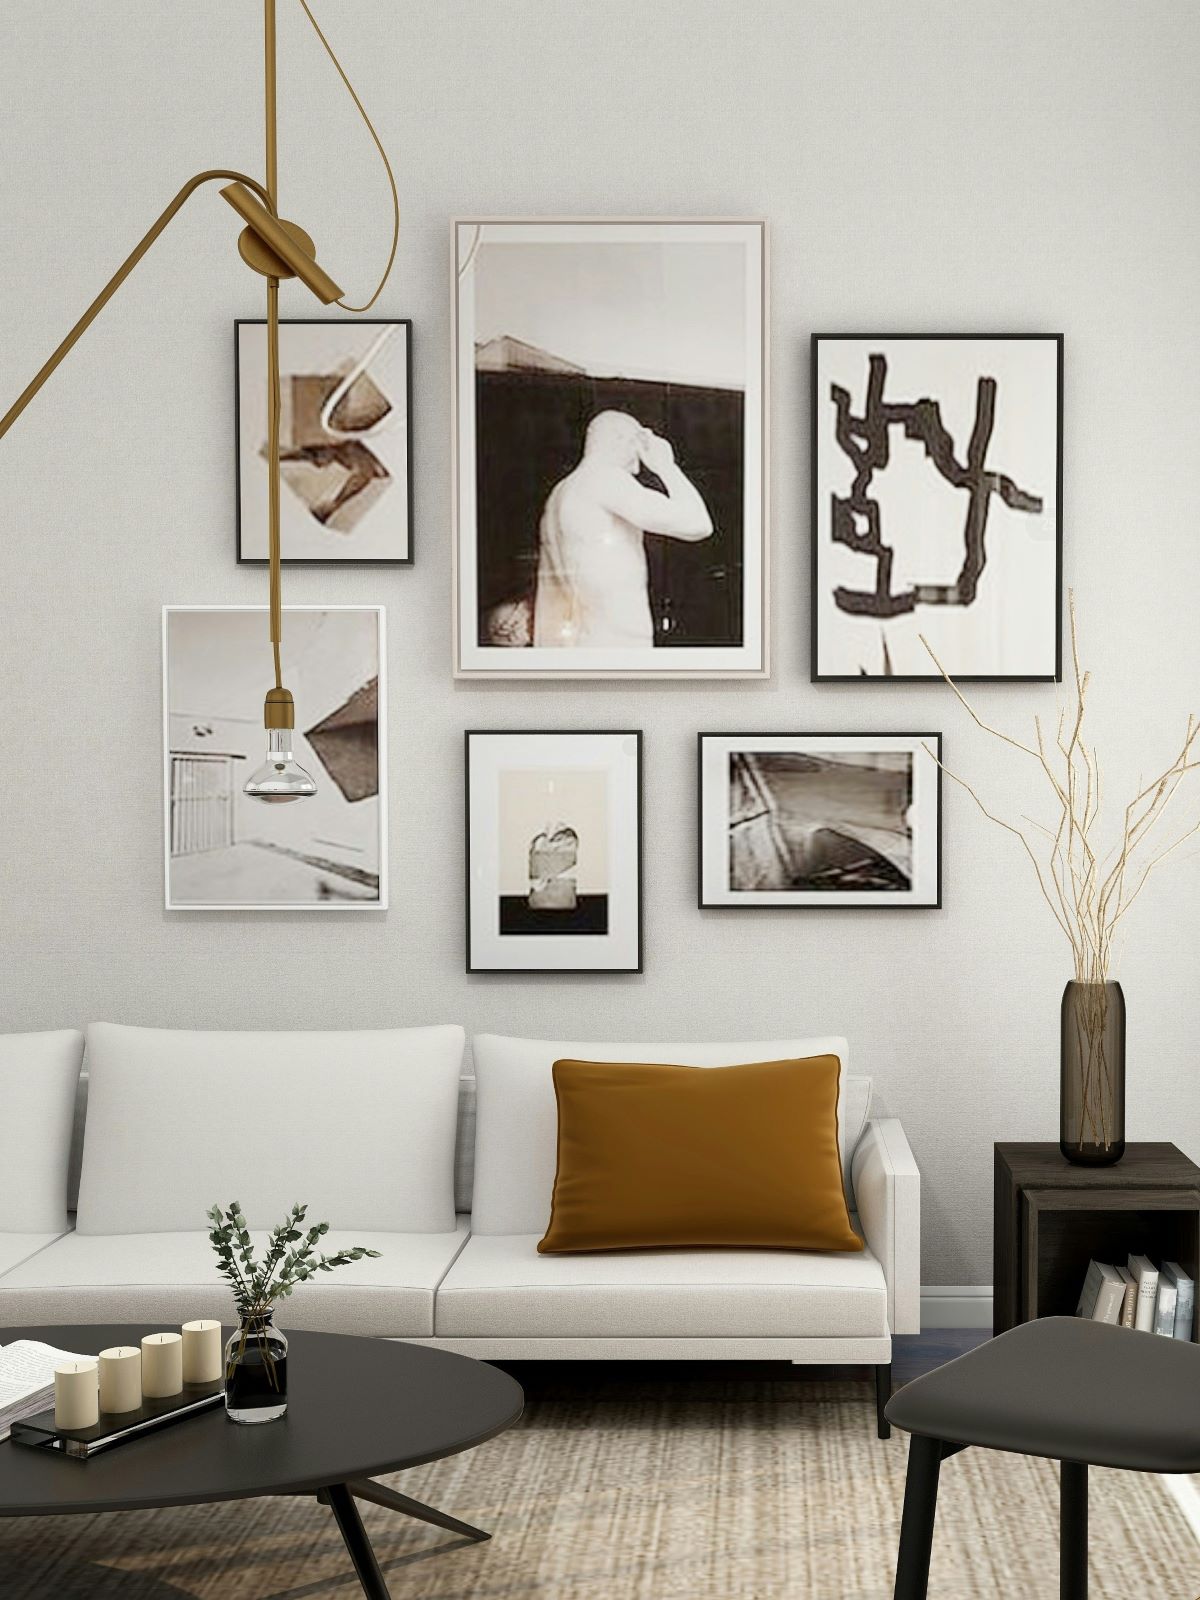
[207,1201,380,1425]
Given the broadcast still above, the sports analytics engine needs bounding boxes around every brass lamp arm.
[0,168,276,442]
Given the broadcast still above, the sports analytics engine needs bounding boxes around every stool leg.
[893,1434,942,1599]
[1060,1460,1087,1600]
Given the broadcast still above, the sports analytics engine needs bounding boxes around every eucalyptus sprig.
[207,1200,380,1320]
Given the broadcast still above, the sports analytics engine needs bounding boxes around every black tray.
[10,1380,223,1459]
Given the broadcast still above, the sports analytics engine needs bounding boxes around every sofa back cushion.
[0,1030,85,1232]
[75,1023,466,1235]
[471,1033,869,1235]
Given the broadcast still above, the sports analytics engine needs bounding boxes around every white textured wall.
[2,1,1198,1283]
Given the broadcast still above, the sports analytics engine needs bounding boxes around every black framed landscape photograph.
[811,334,1062,681]
[453,219,767,678]
[465,731,643,971]
[236,319,413,565]
[697,733,942,909]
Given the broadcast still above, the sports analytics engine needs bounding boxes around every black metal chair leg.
[1060,1460,1087,1600]
[893,1434,943,1600]
[325,1482,392,1600]
[876,1363,893,1439]
[347,1477,491,1542]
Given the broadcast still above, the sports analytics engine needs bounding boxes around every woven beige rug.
[1,1378,1196,1598]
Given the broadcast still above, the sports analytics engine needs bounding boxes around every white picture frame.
[465,730,643,971]
[698,732,942,909]
[454,219,768,677]
[163,606,387,911]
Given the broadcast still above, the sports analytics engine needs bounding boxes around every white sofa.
[0,1025,920,1436]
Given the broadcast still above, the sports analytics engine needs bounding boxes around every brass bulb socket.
[264,686,295,730]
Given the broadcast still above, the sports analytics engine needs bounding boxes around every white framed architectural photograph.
[454,219,767,677]
[698,732,941,909]
[163,606,387,910]
[465,730,642,971]
[812,335,1062,681]
[236,320,412,564]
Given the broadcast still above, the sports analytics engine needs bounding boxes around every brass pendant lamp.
[0,0,397,803]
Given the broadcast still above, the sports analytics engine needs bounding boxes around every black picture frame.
[235,318,414,566]
[464,729,644,974]
[696,731,943,910]
[810,332,1064,683]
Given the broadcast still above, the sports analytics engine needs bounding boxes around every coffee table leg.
[324,1482,393,1599]
[347,1476,491,1542]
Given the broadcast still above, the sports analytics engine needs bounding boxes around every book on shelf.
[1115,1263,1137,1328]
[1076,1260,1126,1324]
[1153,1269,1179,1337]
[1162,1262,1195,1341]
[1128,1254,1160,1333]
[0,1339,93,1442]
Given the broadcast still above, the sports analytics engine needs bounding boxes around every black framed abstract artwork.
[811,335,1062,681]
[236,319,413,565]
[698,732,942,909]
[454,220,767,677]
[465,731,643,971]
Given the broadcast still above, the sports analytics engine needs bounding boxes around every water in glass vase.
[224,1314,289,1424]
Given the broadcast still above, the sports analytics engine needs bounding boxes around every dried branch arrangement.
[921,594,1198,1153]
[921,594,1200,984]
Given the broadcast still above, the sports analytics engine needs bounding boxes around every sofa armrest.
[851,1118,920,1336]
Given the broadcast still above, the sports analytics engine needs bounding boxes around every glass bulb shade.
[244,729,317,803]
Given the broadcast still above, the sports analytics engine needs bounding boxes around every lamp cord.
[299,0,399,314]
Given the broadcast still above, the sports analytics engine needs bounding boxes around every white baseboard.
[920,1286,993,1330]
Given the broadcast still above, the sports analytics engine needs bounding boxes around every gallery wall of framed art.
[453,219,768,678]
[162,606,387,912]
[811,334,1063,682]
[464,730,643,972]
[235,319,414,566]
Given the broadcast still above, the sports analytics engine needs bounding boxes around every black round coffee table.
[0,1324,523,1599]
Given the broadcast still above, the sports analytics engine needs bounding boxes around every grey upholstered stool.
[885,1316,1200,1598]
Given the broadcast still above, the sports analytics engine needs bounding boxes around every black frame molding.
[464,729,644,974]
[234,317,415,567]
[809,331,1064,684]
[696,731,943,910]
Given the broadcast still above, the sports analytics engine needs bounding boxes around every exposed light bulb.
[244,727,316,803]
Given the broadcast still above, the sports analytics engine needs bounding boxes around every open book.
[0,1340,94,1441]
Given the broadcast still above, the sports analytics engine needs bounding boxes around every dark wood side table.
[994,1143,1200,1336]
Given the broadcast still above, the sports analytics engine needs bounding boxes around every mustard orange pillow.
[537,1055,862,1254]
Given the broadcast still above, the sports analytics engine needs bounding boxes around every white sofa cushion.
[0,1235,64,1278]
[470,1034,869,1236]
[0,1224,470,1338]
[75,1023,466,1235]
[436,1232,887,1339]
[0,1030,84,1232]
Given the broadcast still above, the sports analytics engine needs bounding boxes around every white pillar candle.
[98,1346,142,1414]
[54,1360,99,1431]
[140,1333,184,1398]
[181,1320,223,1384]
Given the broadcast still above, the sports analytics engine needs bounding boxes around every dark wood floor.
[495,1329,991,1403]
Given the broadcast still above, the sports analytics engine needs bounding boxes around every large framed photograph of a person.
[465,731,643,972]
[454,220,767,677]
[811,334,1062,681]
[163,606,387,911]
[698,733,942,909]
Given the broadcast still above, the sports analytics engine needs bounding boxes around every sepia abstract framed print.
[454,219,767,677]
[163,606,387,910]
[465,730,643,971]
[698,732,942,909]
[236,319,413,564]
[812,334,1062,681]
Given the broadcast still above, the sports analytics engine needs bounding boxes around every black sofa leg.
[893,1434,942,1600]
[875,1362,893,1439]
[1060,1460,1087,1600]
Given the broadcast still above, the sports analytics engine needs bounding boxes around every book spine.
[1134,1271,1159,1333]
[1174,1281,1195,1340]
[1154,1280,1178,1337]
[1092,1277,1126,1324]
[1120,1278,1137,1329]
